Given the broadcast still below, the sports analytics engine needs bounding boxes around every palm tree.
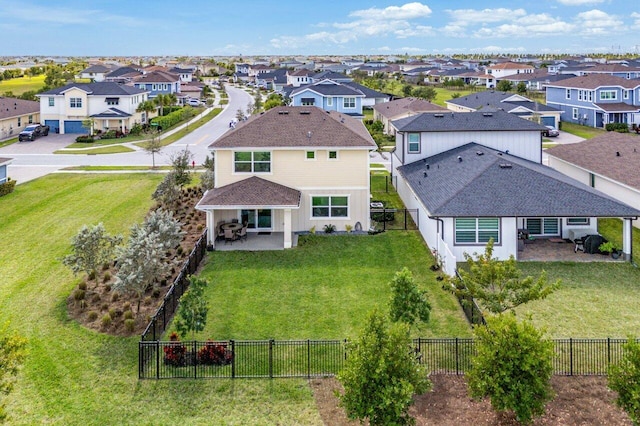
[136,100,157,123]
[154,94,174,116]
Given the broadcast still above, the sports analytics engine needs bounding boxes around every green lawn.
[193,232,471,341]
[62,165,173,171]
[0,174,323,425]
[135,107,223,148]
[560,122,607,139]
[0,75,46,95]
[54,145,134,154]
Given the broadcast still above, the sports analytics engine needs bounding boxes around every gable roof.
[196,176,301,209]
[0,97,39,120]
[488,62,534,70]
[90,108,131,118]
[209,106,376,150]
[373,97,446,119]
[290,81,364,97]
[133,71,180,83]
[106,66,142,78]
[447,90,559,114]
[342,81,390,100]
[546,132,640,190]
[393,110,548,133]
[81,64,112,74]
[545,74,640,90]
[38,82,148,96]
[397,143,640,218]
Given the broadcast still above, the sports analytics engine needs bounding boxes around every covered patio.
[214,232,299,251]
[517,238,624,262]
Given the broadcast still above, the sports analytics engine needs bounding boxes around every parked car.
[186,98,202,107]
[18,124,50,141]
[543,126,559,137]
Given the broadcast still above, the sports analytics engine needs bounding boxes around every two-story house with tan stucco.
[37,82,150,134]
[196,106,377,249]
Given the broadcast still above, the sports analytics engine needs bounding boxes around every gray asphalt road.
[0,85,253,184]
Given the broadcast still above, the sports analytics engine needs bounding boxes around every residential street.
[0,85,253,184]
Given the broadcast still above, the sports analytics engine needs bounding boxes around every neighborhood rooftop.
[393,110,548,132]
[38,81,148,96]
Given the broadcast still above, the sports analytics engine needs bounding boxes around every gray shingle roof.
[342,81,390,100]
[372,97,447,119]
[90,108,131,118]
[38,82,147,96]
[393,110,548,133]
[397,143,640,217]
[447,91,559,114]
[0,157,12,165]
[0,97,39,120]
[196,176,301,208]
[546,74,640,89]
[291,82,364,97]
[209,106,376,149]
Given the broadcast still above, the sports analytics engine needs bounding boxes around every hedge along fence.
[0,178,16,196]
[140,337,636,379]
[151,108,186,131]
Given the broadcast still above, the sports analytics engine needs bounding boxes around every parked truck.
[18,124,50,142]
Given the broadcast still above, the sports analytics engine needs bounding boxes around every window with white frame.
[407,133,420,153]
[566,89,571,99]
[454,218,500,244]
[234,151,271,173]
[343,97,356,108]
[306,151,315,160]
[328,150,338,160]
[301,97,315,106]
[600,90,617,100]
[578,90,583,101]
[572,108,578,120]
[70,97,82,108]
[311,196,348,218]
[28,115,33,124]
[48,97,54,107]
[588,91,593,101]
[567,217,590,225]
[17,117,21,126]
[326,97,333,106]
[623,90,629,100]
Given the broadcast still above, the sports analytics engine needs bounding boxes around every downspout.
[429,216,445,260]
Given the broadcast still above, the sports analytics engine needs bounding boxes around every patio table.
[221,223,242,232]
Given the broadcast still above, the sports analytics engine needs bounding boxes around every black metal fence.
[370,208,418,230]
[139,337,632,379]
[140,229,208,342]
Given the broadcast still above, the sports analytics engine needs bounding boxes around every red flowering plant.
[163,332,186,366]
[197,340,233,366]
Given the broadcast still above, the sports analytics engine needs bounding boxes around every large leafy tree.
[0,322,27,422]
[174,276,210,340]
[496,80,513,92]
[608,338,640,424]
[388,267,431,328]
[338,309,430,426]
[448,238,560,314]
[412,86,437,102]
[62,223,122,285]
[468,314,554,424]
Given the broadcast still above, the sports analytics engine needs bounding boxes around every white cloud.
[349,2,432,20]
[574,9,625,35]
[445,8,527,26]
[632,12,640,28]
[557,0,604,5]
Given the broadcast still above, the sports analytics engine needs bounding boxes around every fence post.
[570,338,573,376]
[193,340,197,379]
[231,340,236,379]
[607,337,611,368]
[269,339,274,379]
[307,339,311,379]
[404,209,407,230]
[156,340,160,380]
[455,337,459,375]
[138,341,143,379]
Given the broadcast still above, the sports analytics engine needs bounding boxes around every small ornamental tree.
[142,131,163,169]
[174,276,209,340]
[468,314,554,424]
[169,147,194,187]
[199,169,215,191]
[608,338,640,424]
[448,238,560,314]
[496,80,513,92]
[62,223,122,285]
[338,309,430,426]
[388,267,431,328]
[0,322,27,422]
[152,171,181,210]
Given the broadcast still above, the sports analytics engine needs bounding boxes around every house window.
[525,218,559,236]
[407,133,420,153]
[454,218,500,244]
[70,97,82,108]
[28,115,33,124]
[590,173,595,187]
[578,90,583,101]
[152,84,157,90]
[106,97,119,105]
[327,97,333,106]
[311,196,348,218]
[234,151,271,173]
[343,97,356,109]
[48,97,54,107]
[301,97,315,106]
[567,217,590,226]
[17,117,21,126]
[572,108,578,120]
[623,90,629,100]
[306,151,315,160]
[600,90,617,100]
[588,91,593,102]
[328,151,338,160]
[566,89,571,99]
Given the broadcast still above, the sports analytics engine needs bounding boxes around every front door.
[241,209,272,231]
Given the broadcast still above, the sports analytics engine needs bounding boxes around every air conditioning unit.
[583,114,588,119]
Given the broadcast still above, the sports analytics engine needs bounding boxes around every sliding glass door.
[241,209,272,231]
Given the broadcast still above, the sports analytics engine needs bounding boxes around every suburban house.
[104,66,143,84]
[445,91,562,128]
[290,80,366,119]
[390,110,639,272]
[37,82,150,134]
[575,64,640,79]
[0,97,40,140]
[545,74,640,128]
[286,69,311,87]
[132,71,181,99]
[79,63,114,82]
[0,157,11,184]
[196,106,377,249]
[372,97,447,135]
[546,132,640,230]
[486,62,535,79]
[169,67,195,83]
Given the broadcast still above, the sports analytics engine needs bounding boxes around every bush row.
[605,123,629,132]
[0,178,16,196]
[151,108,185,131]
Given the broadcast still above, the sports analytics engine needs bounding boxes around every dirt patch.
[311,375,631,426]
[66,187,207,337]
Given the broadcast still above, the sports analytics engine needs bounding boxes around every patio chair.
[224,228,238,244]
[231,219,239,223]
[237,225,248,242]
[217,221,226,241]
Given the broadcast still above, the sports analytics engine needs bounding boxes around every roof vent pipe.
[616,151,621,157]
[457,156,463,162]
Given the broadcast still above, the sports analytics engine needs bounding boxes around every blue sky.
[1,0,639,56]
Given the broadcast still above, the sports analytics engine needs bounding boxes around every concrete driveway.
[548,130,584,145]
[0,133,76,155]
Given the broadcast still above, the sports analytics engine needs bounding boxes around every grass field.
[0,75,46,95]
[560,122,607,139]
[54,145,134,154]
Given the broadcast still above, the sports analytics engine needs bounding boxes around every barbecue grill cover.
[583,234,606,254]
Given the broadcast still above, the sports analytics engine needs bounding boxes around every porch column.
[206,210,216,249]
[283,208,292,249]
[622,218,633,261]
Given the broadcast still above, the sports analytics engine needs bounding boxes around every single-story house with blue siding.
[0,157,12,184]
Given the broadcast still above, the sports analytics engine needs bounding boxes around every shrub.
[101,314,112,328]
[91,294,101,303]
[78,281,87,291]
[75,135,94,143]
[108,308,116,319]
[100,303,109,311]
[605,123,629,132]
[0,178,16,196]
[87,311,98,321]
[152,288,161,298]
[323,224,336,234]
[345,224,353,233]
[608,338,640,424]
[111,293,119,302]
[104,284,111,292]
[123,302,131,311]
[163,332,186,366]
[151,108,185,131]
[124,319,135,332]
[197,341,233,365]
[124,310,134,320]
[103,271,111,282]
[88,271,96,281]
[73,289,85,301]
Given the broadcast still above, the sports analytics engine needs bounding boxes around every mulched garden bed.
[311,375,632,425]
[66,187,207,337]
